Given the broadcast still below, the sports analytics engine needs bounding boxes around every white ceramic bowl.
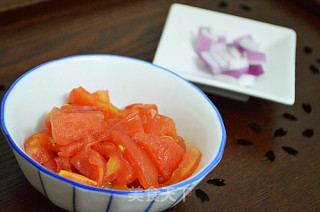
[1,55,226,212]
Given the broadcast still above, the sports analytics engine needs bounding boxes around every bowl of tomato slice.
[1,55,226,212]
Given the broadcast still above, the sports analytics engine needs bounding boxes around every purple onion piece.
[246,50,266,65]
[224,67,249,78]
[195,27,213,54]
[247,65,264,76]
[233,34,259,51]
[195,28,265,79]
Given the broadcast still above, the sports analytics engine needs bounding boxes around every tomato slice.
[70,148,106,186]
[88,150,107,186]
[130,105,176,136]
[148,114,176,136]
[109,112,144,136]
[99,142,136,185]
[69,87,108,110]
[125,103,158,113]
[109,131,159,189]
[93,90,123,119]
[164,146,202,186]
[57,140,88,157]
[106,119,122,128]
[133,133,185,183]
[47,137,61,153]
[45,107,60,130]
[55,156,72,173]
[171,135,186,152]
[51,111,106,145]
[24,129,55,165]
[58,170,98,187]
[45,104,103,131]
[43,158,57,172]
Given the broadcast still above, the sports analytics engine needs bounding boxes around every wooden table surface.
[1,0,319,211]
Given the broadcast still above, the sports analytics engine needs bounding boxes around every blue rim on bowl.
[0,54,226,197]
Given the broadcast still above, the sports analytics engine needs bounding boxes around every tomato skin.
[133,133,185,183]
[163,146,202,186]
[109,131,159,189]
[24,129,55,165]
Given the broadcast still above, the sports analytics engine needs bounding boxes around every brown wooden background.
[1,0,319,211]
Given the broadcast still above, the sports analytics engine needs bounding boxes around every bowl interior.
[1,54,226,190]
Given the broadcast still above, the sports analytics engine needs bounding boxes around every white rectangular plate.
[153,3,296,105]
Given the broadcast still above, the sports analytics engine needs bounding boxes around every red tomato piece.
[171,135,186,152]
[131,105,176,136]
[109,131,159,189]
[24,129,55,165]
[109,112,144,136]
[88,150,107,186]
[45,105,103,131]
[98,142,116,158]
[93,90,110,104]
[133,133,185,183]
[93,90,114,119]
[47,137,61,153]
[45,107,60,130]
[125,103,158,113]
[93,90,134,119]
[106,119,122,128]
[69,87,113,118]
[70,148,106,186]
[164,146,202,186]
[98,142,136,185]
[69,87,107,110]
[43,158,57,172]
[55,156,72,173]
[50,111,106,145]
[57,140,88,157]
[148,114,176,136]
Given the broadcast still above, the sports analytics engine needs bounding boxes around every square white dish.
[153,3,296,105]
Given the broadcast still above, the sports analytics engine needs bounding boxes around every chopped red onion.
[233,34,260,51]
[245,50,266,65]
[224,67,249,79]
[248,65,264,76]
[195,28,266,84]
[195,27,213,53]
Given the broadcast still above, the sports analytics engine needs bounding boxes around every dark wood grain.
[1,0,320,211]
